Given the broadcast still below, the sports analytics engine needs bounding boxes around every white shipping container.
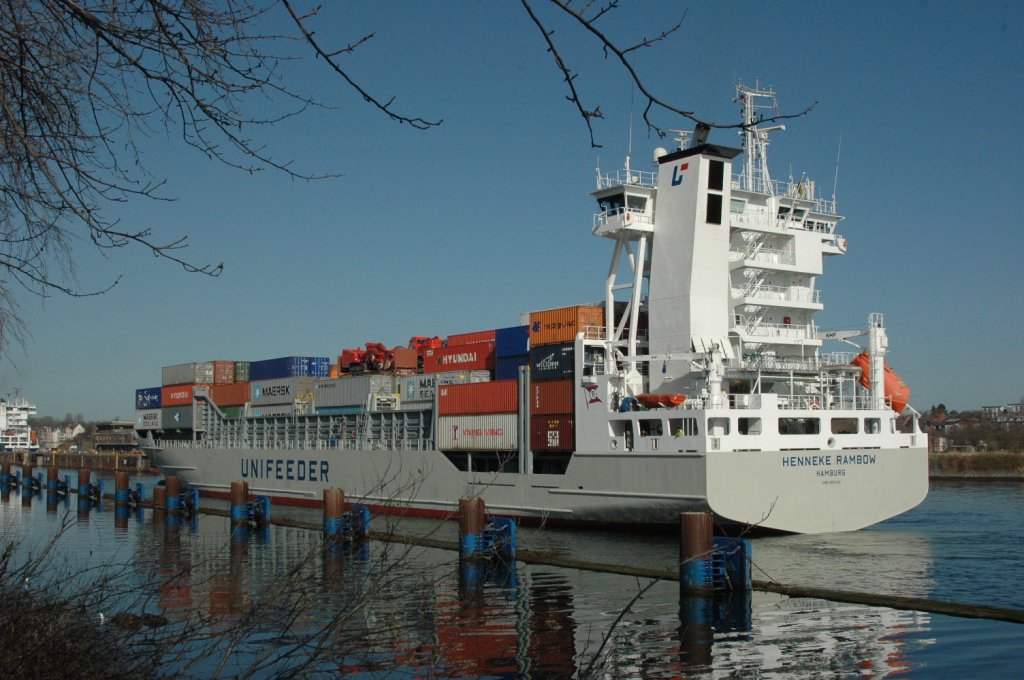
[135,409,161,430]
[315,375,396,408]
[162,362,215,386]
[437,414,518,451]
[251,377,317,406]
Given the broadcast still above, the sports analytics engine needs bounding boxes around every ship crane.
[817,313,898,411]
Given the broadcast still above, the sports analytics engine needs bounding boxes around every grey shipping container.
[315,375,396,408]
[398,370,491,403]
[135,409,161,431]
[251,377,317,406]
[162,405,194,430]
[162,362,215,386]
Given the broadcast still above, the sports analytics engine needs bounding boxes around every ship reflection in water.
[109,511,940,678]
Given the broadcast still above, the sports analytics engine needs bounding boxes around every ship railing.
[737,318,815,341]
[821,351,859,367]
[730,284,821,304]
[728,246,794,266]
[596,168,657,190]
[592,207,655,233]
[731,174,837,215]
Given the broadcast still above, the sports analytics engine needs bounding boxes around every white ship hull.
[146,440,927,533]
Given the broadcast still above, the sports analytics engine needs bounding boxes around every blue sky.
[3,1,1021,419]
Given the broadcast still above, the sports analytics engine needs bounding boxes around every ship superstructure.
[142,85,928,533]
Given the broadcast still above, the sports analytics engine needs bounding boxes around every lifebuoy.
[625,211,632,222]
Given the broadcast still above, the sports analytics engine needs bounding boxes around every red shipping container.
[447,329,497,346]
[531,380,573,415]
[392,346,418,370]
[162,384,209,407]
[210,382,250,406]
[422,342,495,374]
[530,415,575,451]
[212,360,235,384]
[439,380,518,416]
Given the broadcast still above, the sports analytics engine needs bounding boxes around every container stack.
[527,306,603,453]
[494,325,529,380]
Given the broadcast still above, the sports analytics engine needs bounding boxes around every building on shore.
[0,391,38,452]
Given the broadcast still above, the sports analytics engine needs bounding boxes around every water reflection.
[2,480,1023,677]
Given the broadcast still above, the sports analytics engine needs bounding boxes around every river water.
[1,478,1021,678]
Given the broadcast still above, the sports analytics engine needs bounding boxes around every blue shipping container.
[529,343,574,381]
[496,354,529,381]
[136,387,162,410]
[249,356,331,381]
[495,325,530,358]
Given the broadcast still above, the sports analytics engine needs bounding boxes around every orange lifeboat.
[851,353,910,413]
[635,393,687,409]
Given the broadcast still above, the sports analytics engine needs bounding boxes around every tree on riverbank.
[1,1,812,356]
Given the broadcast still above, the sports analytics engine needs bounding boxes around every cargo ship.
[140,84,928,533]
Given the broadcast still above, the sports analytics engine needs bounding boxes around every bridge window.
[779,418,821,435]
[670,417,699,436]
[738,417,762,435]
[706,193,723,225]
[708,160,724,191]
[831,418,859,434]
[626,195,648,211]
[639,418,663,437]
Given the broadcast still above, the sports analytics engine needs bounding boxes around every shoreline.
[929,451,1024,481]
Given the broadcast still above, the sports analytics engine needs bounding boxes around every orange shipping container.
[438,380,518,416]
[531,380,573,415]
[529,305,604,346]
[212,360,235,384]
[209,382,250,406]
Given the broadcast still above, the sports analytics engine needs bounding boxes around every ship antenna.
[832,133,843,206]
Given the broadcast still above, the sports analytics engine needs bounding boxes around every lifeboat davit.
[635,393,687,409]
[851,353,910,413]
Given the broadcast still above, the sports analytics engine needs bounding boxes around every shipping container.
[249,356,331,381]
[251,377,317,406]
[212,360,235,384]
[495,354,528,381]
[209,382,250,406]
[530,380,573,415]
[495,325,529,357]
[134,409,161,430]
[162,405,194,430]
[528,305,604,346]
[437,414,518,451]
[234,361,250,382]
[162,362,214,386]
[529,342,574,381]
[161,384,208,407]
[530,415,575,451]
[315,375,396,408]
[422,342,495,374]
[447,329,497,346]
[392,346,418,370]
[398,371,492,403]
[221,406,243,419]
[439,380,518,416]
[135,387,162,410]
